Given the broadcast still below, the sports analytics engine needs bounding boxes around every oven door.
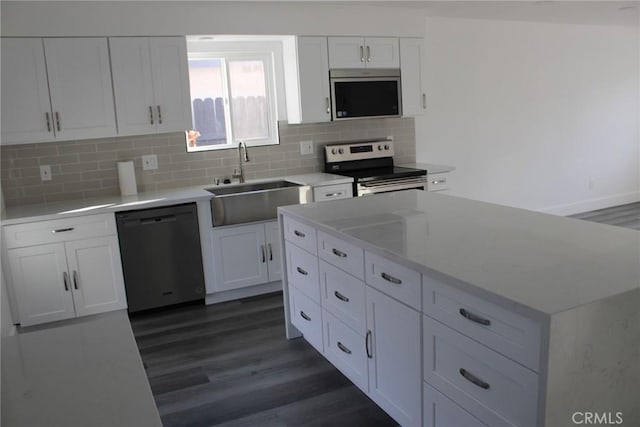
[357,176,428,196]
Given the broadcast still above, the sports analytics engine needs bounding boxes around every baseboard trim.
[538,191,640,216]
[205,281,283,305]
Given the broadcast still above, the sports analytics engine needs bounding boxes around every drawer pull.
[324,192,342,197]
[366,330,373,359]
[431,179,445,185]
[294,230,305,238]
[459,368,490,390]
[337,342,352,354]
[63,272,69,291]
[459,308,491,326]
[300,311,311,321]
[52,227,75,234]
[381,272,402,285]
[334,291,349,302]
[296,266,308,276]
[332,248,347,258]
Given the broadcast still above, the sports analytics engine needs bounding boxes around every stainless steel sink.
[206,180,311,226]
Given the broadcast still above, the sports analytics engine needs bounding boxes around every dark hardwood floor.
[130,292,397,427]
[570,202,640,230]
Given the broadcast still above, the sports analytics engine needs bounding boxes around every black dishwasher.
[116,203,205,313]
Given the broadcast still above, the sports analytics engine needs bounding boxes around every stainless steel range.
[324,140,427,196]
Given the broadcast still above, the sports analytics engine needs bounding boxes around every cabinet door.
[65,236,127,317]
[149,37,192,133]
[328,37,366,69]
[400,38,426,117]
[296,37,331,123]
[0,38,54,145]
[366,286,422,427]
[8,243,75,326]
[365,37,400,68]
[109,37,156,135]
[264,221,282,282]
[424,382,487,427]
[211,224,269,292]
[43,38,117,140]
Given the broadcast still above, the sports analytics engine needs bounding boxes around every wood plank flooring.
[569,202,640,230]
[130,293,397,427]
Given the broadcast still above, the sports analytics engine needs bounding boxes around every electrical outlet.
[299,140,313,156]
[142,154,158,171]
[40,165,52,181]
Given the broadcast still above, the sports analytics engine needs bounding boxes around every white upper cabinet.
[1,38,54,145]
[400,37,427,116]
[43,38,117,141]
[328,37,399,69]
[1,38,117,145]
[283,36,331,124]
[110,37,192,136]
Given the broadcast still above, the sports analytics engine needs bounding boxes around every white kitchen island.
[278,191,640,427]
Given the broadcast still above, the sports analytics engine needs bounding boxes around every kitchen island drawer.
[290,286,323,353]
[423,382,487,427]
[286,243,320,303]
[318,231,364,279]
[323,310,368,392]
[283,216,317,255]
[320,260,366,334]
[4,214,117,249]
[423,315,538,427]
[422,273,541,371]
[365,251,421,310]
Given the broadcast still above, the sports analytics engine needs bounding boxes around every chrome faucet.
[235,141,250,183]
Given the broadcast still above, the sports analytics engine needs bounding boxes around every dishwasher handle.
[139,214,177,225]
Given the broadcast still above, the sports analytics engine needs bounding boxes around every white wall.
[417,17,640,214]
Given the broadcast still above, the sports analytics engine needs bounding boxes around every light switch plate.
[300,140,313,156]
[40,165,52,181]
[142,154,158,170]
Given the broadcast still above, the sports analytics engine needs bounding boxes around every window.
[187,51,278,151]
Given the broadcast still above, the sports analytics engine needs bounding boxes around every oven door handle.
[358,177,428,195]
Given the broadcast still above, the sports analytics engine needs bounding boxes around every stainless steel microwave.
[329,69,402,120]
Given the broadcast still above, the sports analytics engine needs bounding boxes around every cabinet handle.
[157,105,162,124]
[431,179,446,185]
[63,272,69,291]
[45,112,52,132]
[324,192,341,198]
[72,270,79,290]
[381,272,402,285]
[459,308,491,326]
[332,248,347,258]
[422,93,427,109]
[149,106,154,125]
[459,368,490,390]
[296,266,308,276]
[260,245,266,263]
[325,97,330,114]
[365,330,372,359]
[55,111,61,132]
[334,291,349,302]
[300,311,311,321]
[360,45,365,62]
[293,230,305,238]
[366,45,371,62]
[52,227,74,234]
[337,342,352,355]
[268,243,273,261]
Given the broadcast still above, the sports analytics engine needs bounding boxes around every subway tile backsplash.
[1,118,415,207]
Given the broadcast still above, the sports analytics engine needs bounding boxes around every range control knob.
[377,145,383,151]
[338,148,344,154]
[331,148,337,155]
[384,144,390,150]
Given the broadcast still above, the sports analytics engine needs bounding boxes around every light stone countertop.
[1,310,162,427]
[284,172,353,187]
[279,191,640,317]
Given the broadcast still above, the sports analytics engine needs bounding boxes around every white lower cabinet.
[8,236,126,327]
[423,382,487,427]
[210,221,281,292]
[289,286,323,353]
[323,309,368,392]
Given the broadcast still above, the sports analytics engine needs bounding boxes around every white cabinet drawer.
[427,173,449,192]
[424,382,487,427]
[318,231,364,280]
[423,315,539,427]
[422,274,541,371]
[365,251,421,310]
[4,214,116,249]
[290,286,323,353]
[323,310,368,392]
[313,183,352,201]
[286,243,320,303]
[283,216,317,255]
[320,260,366,334]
